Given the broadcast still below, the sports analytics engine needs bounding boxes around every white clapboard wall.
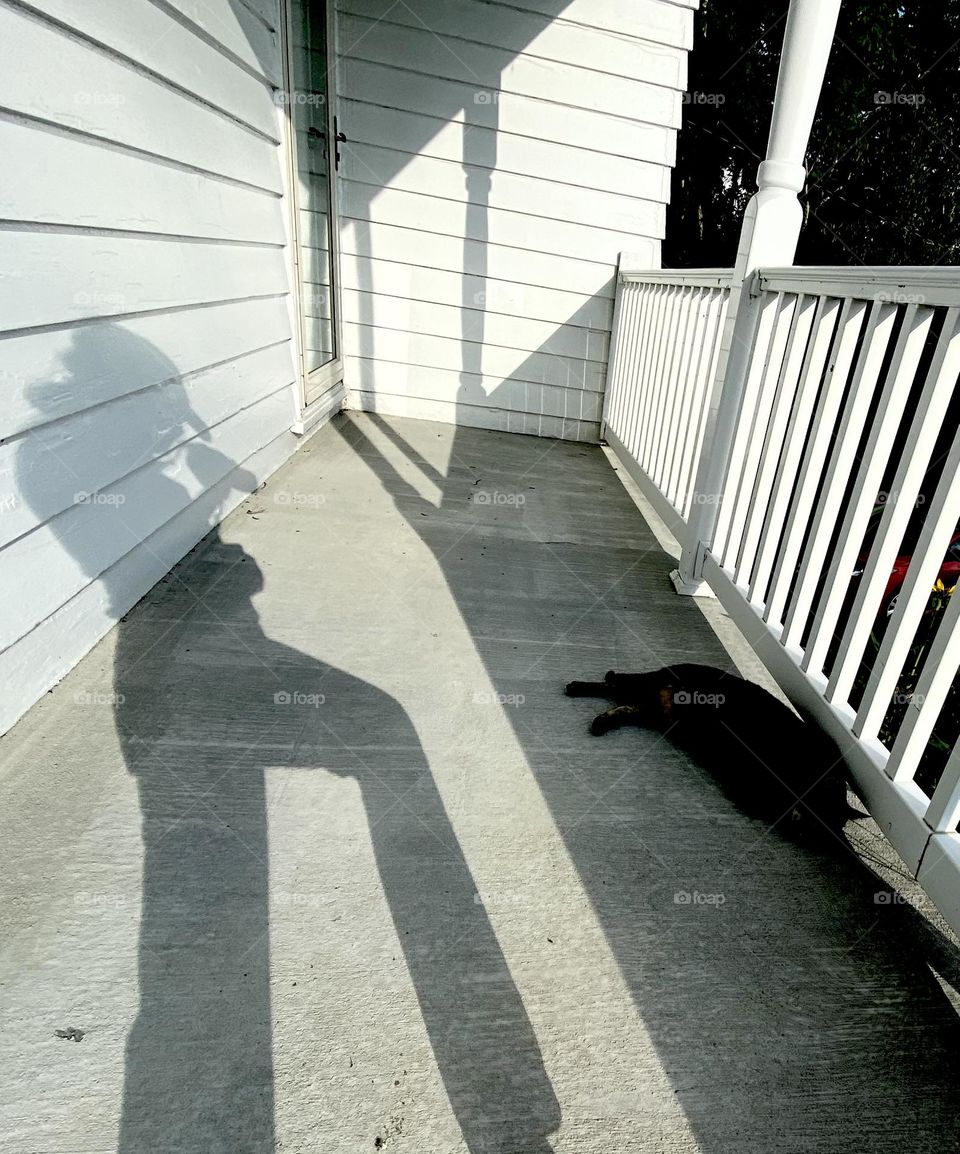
[336,0,695,440]
[0,0,306,734]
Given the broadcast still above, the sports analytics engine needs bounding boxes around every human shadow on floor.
[112,535,558,1154]
[338,410,960,1153]
[21,329,559,1153]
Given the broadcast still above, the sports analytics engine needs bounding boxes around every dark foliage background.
[664,0,960,267]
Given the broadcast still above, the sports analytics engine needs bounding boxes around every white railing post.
[672,0,842,596]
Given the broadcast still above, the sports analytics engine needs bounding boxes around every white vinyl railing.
[602,266,731,533]
[604,262,960,934]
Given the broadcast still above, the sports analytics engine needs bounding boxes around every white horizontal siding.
[340,58,677,167]
[350,364,601,442]
[496,0,695,47]
[20,0,279,137]
[0,118,284,243]
[340,219,632,299]
[344,290,609,362]
[5,296,293,436]
[0,431,295,736]
[340,13,682,126]
[0,0,308,735]
[161,0,283,84]
[0,230,289,330]
[341,184,665,262]
[341,143,669,231]
[336,0,692,437]
[4,342,294,549]
[0,4,281,191]
[340,0,687,86]
[341,99,671,199]
[1,387,293,654]
[343,324,605,391]
[340,255,615,329]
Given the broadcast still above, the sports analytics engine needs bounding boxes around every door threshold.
[291,385,345,437]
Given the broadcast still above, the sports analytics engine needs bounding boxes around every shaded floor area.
[1,412,959,1153]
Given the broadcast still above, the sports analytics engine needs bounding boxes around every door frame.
[279,0,345,413]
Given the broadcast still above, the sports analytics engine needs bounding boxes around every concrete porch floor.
[2,412,959,1154]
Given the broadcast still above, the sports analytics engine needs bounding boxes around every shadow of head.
[18,324,259,619]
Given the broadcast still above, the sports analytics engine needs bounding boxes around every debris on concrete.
[53,1027,85,1042]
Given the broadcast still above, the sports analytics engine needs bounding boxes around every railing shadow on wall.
[603,258,960,938]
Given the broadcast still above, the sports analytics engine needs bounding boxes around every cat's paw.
[589,715,610,736]
[565,680,591,696]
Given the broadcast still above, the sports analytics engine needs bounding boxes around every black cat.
[566,664,855,840]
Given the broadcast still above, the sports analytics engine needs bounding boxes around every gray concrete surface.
[1,412,959,1154]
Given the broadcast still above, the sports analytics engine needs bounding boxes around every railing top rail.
[618,265,734,289]
[757,265,960,306]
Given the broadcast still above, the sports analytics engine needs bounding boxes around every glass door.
[283,0,343,406]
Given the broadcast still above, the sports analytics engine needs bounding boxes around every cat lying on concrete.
[566,663,855,841]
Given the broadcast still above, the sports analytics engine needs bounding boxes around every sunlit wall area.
[337,0,695,440]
